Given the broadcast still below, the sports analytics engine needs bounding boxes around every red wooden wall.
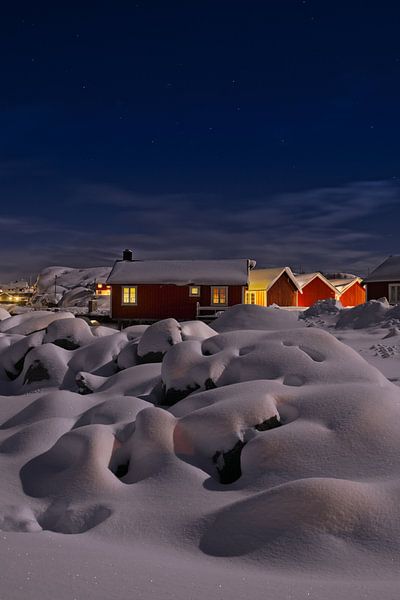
[297,277,336,307]
[267,273,298,306]
[366,282,389,301]
[339,281,366,307]
[111,284,244,320]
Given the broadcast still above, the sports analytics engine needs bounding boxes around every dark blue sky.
[1,1,400,279]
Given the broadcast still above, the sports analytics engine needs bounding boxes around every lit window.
[122,286,137,305]
[211,286,228,305]
[189,286,200,297]
[96,282,111,296]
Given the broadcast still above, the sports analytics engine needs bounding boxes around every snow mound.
[200,477,398,559]
[44,317,94,349]
[0,330,45,379]
[336,298,391,329]
[213,304,304,332]
[16,343,71,390]
[0,310,74,335]
[68,332,129,378]
[161,327,384,404]
[1,309,400,598]
[301,298,343,317]
[137,318,216,362]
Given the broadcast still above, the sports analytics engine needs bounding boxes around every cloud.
[0,179,398,281]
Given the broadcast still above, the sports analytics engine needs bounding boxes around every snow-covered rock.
[0,310,74,335]
[301,298,343,317]
[213,304,304,332]
[44,317,94,349]
[336,298,391,329]
[137,318,216,363]
[32,265,111,309]
[1,308,400,600]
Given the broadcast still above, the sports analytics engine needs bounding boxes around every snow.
[137,318,216,361]
[328,276,362,293]
[295,271,337,292]
[0,307,11,320]
[248,266,301,290]
[0,310,74,335]
[33,265,111,310]
[107,258,253,285]
[301,297,343,317]
[1,304,400,599]
[213,303,305,332]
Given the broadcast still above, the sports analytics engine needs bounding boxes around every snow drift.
[0,304,400,599]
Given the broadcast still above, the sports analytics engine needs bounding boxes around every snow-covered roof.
[107,259,254,286]
[295,272,338,293]
[248,267,302,292]
[328,277,363,292]
[363,256,400,283]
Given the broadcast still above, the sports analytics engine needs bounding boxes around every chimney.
[122,248,133,261]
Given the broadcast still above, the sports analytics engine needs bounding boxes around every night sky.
[1,1,400,280]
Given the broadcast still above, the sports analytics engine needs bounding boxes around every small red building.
[329,277,366,307]
[295,272,338,307]
[363,256,400,304]
[246,267,301,307]
[107,250,255,321]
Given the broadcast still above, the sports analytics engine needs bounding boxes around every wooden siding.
[111,283,244,320]
[297,278,336,307]
[366,281,391,302]
[244,290,267,306]
[267,273,298,306]
[340,281,366,307]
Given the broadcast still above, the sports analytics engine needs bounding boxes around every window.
[96,283,111,296]
[189,286,200,297]
[211,286,228,305]
[389,284,400,304]
[122,286,137,305]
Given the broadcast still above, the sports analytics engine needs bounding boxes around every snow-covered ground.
[302,297,400,385]
[0,302,400,599]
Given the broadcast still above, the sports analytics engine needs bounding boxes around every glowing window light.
[122,286,137,305]
[211,286,228,305]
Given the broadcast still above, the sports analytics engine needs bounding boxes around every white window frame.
[189,285,201,297]
[389,284,400,304]
[122,286,138,305]
[211,286,228,306]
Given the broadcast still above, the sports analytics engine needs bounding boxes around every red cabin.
[296,272,338,307]
[107,251,255,322]
[329,277,366,307]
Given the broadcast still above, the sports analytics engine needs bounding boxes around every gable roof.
[107,259,254,286]
[249,267,302,292]
[363,256,400,283]
[295,272,338,293]
[328,277,363,293]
